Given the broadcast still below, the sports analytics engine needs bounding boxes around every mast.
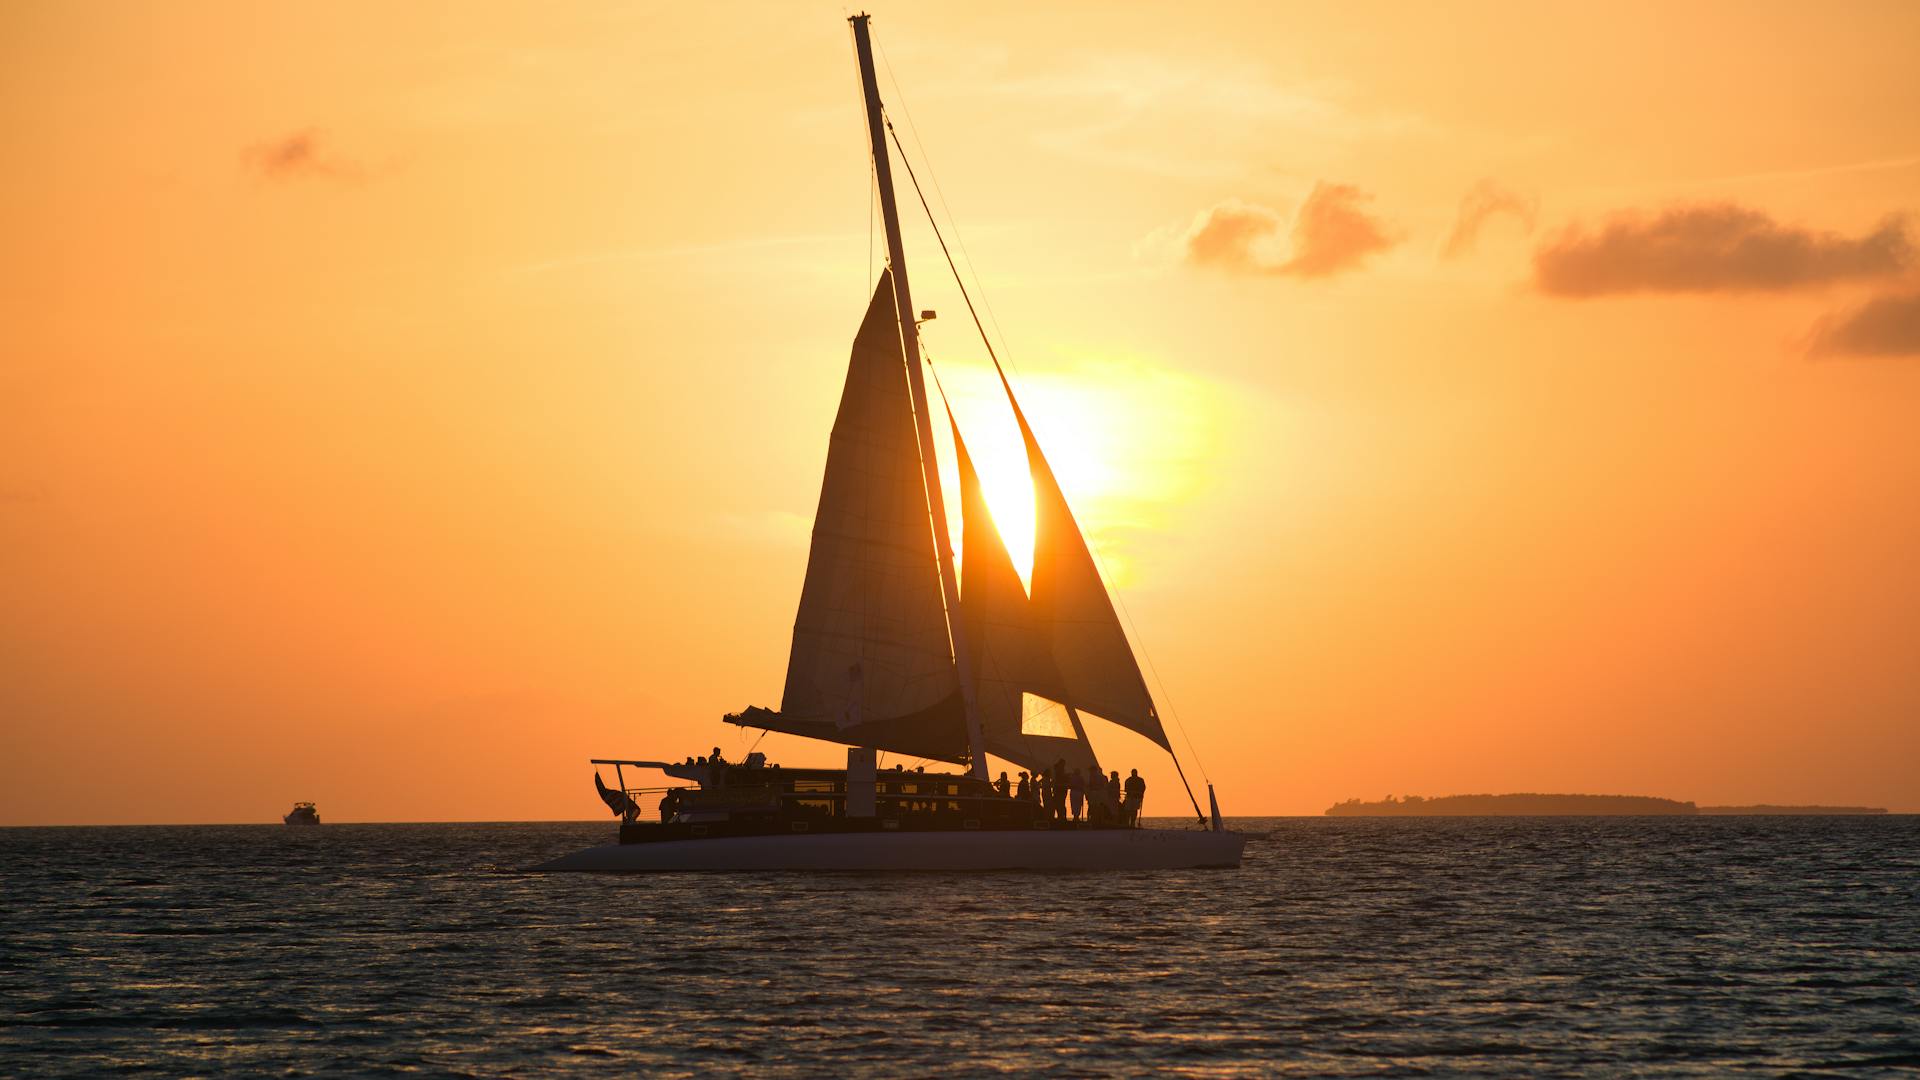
[849,13,988,781]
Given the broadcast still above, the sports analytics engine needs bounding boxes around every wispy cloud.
[1807,290,1920,358]
[1181,183,1399,279]
[992,55,1388,136]
[1441,179,1537,260]
[924,51,1437,181]
[514,233,843,275]
[1533,204,1912,298]
[1567,151,1920,201]
[243,129,362,182]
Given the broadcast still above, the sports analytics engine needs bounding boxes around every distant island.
[1697,805,1889,816]
[1326,794,1889,817]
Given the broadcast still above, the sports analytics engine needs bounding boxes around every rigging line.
[874,70,1092,781]
[875,30,1025,383]
[1162,715,1208,825]
[881,50,1134,725]
[885,113,1211,788]
[879,26,1044,403]
[910,338,968,688]
[1109,577,1210,782]
[886,117,1004,383]
[847,17,877,295]
[874,27,1210,792]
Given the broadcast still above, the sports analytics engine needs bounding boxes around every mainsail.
[950,415,1099,776]
[742,271,967,761]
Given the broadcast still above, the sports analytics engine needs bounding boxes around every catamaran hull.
[535,828,1246,872]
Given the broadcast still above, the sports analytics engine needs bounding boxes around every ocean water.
[2,816,1916,1077]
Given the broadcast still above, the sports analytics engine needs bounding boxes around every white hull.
[536,828,1245,872]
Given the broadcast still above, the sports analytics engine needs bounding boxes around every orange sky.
[4,1,1919,823]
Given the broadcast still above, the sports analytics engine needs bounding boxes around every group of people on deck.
[992,760,1146,827]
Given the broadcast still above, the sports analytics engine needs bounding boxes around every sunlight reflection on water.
[2,817,1917,1077]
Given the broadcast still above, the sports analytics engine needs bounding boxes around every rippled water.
[3,817,1917,1076]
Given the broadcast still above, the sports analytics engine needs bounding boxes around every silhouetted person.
[994,771,1011,797]
[710,746,727,766]
[1015,771,1031,802]
[1124,769,1145,827]
[1107,771,1123,823]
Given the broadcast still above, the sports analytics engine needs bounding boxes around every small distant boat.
[283,802,320,826]
[538,14,1242,873]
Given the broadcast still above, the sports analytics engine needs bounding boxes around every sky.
[3,1,1918,823]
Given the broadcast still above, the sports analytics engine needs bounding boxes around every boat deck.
[620,813,1135,844]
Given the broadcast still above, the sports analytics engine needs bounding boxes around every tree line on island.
[1325,794,1890,816]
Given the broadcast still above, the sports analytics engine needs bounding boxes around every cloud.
[1441,179,1537,260]
[954,52,1440,182]
[1533,204,1913,298]
[1285,183,1401,278]
[1182,182,1399,279]
[243,129,361,182]
[1184,199,1288,272]
[1807,290,1920,358]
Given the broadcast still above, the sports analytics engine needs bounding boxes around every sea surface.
[3,816,1916,1077]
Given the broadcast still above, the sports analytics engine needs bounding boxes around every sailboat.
[537,14,1244,872]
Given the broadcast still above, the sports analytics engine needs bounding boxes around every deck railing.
[618,785,695,822]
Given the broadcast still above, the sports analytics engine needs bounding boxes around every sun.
[932,354,1227,593]
[940,381,1041,588]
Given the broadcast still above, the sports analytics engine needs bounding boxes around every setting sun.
[934,354,1235,591]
